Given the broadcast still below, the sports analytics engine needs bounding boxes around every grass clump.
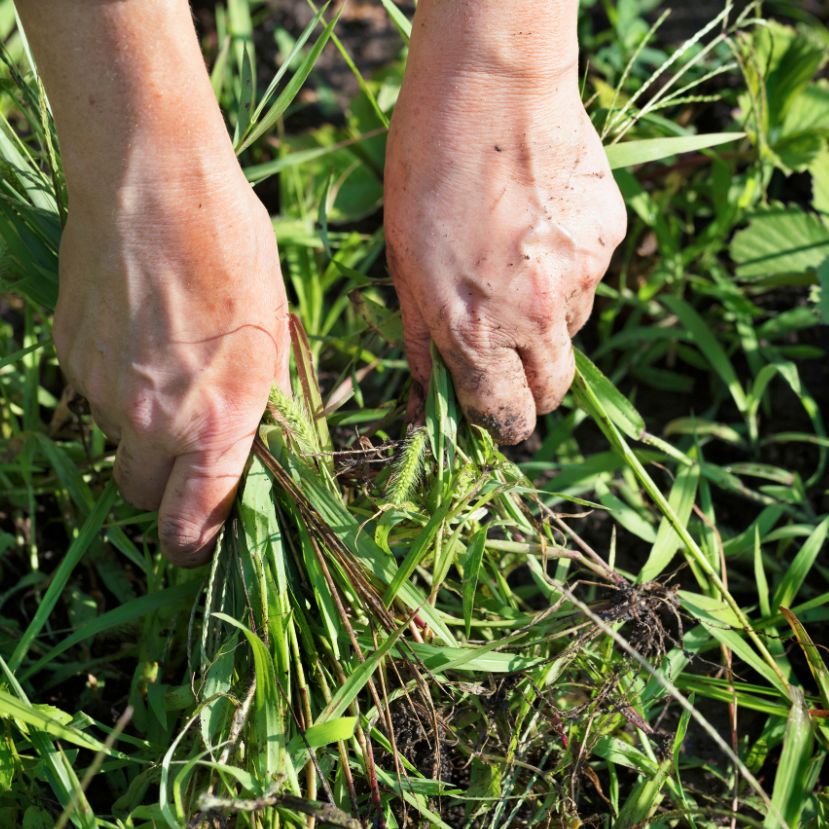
[1,1,829,827]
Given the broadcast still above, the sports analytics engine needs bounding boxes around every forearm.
[14,0,236,195]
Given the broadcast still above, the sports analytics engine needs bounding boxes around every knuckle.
[449,312,512,357]
[185,397,248,448]
[524,276,558,333]
[121,391,159,437]
[607,193,629,247]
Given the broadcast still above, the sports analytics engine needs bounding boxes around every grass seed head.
[267,385,319,455]
[385,426,428,507]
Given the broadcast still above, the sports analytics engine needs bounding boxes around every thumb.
[157,434,254,568]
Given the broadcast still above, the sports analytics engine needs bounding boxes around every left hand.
[384,11,627,444]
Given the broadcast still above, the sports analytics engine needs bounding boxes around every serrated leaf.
[731,205,829,279]
[775,81,829,171]
[812,145,829,213]
[762,22,828,128]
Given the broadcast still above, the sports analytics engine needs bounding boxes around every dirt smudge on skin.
[466,405,531,446]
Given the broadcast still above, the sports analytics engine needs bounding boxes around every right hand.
[55,166,289,567]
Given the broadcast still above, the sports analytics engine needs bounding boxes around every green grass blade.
[772,517,829,610]
[764,687,814,829]
[640,459,700,582]
[679,591,789,697]
[780,608,829,713]
[606,132,744,169]
[662,295,749,414]
[21,582,200,681]
[0,689,108,753]
[8,482,117,671]
[212,612,296,788]
[574,351,645,440]
[378,0,412,41]
[315,624,406,723]
[236,12,340,154]
[462,529,487,638]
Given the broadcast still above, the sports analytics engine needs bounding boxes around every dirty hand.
[56,173,288,567]
[17,0,289,566]
[385,0,627,444]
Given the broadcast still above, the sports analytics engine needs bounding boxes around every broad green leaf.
[812,145,829,214]
[776,81,829,171]
[730,204,829,279]
[765,24,827,127]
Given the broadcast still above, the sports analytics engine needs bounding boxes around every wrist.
[62,117,240,206]
[411,0,580,81]
[18,0,237,195]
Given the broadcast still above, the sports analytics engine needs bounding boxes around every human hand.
[15,0,290,566]
[384,1,627,444]
[55,169,289,567]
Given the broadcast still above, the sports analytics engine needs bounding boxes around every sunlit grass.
[0,1,828,827]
